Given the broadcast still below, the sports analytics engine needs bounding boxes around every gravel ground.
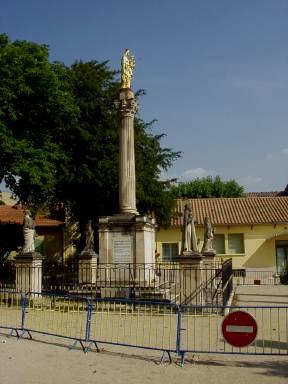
[0,333,287,384]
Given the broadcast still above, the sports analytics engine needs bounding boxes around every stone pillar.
[14,252,43,294]
[78,251,98,285]
[202,250,217,294]
[115,88,138,215]
[135,216,156,282]
[179,252,204,305]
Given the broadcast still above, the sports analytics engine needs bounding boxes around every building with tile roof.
[0,205,64,227]
[245,184,288,197]
[156,196,288,272]
[0,205,72,262]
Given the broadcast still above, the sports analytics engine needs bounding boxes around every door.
[276,240,288,274]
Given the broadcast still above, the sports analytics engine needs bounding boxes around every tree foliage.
[170,176,244,198]
[0,33,79,208]
[0,34,180,237]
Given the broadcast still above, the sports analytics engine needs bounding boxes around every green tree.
[134,118,179,226]
[0,35,180,244]
[0,33,79,209]
[170,176,244,198]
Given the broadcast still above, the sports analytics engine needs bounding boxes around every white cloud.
[238,176,263,186]
[281,148,288,156]
[180,167,217,181]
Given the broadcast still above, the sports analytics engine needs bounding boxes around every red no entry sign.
[222,310,258,348]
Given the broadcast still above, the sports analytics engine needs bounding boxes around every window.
[162,243,178,261]
[214,234,225,254]
[228,234,244,254]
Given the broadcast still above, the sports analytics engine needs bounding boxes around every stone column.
[115,88,138,215]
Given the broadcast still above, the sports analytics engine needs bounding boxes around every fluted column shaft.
[116,89,138,214]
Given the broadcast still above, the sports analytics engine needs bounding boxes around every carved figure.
[202,217,214,253]
[22,210,36,253]
[121,48,135,89]
[182,204,198,253]
[83,220,94,253]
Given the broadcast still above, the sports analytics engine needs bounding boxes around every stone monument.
[117,49,137,215]
[14,210,43,294]
[79,220,98,284]
[98,49,156,296]
[179,204,203,305]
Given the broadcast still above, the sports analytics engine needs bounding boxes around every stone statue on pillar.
[79,220,98,284]
[15,209,42,294]
[98,48,156,282]
[22,209,36,253]
[182,204,198,254]
[179,204,203,305]
[201,217,215,253]
[114,48,138,215]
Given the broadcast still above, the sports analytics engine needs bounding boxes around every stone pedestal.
[14,252,43,294]
[98,214,156,297]
[179,252,204,305]
[202,250,216,264]
[202,250,217,290]
[78,251,98,284]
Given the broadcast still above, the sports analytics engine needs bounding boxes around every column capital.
[115,88,138,117]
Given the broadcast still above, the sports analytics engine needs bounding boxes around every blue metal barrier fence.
[0,290,287,365]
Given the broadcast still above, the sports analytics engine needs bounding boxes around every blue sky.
[1,0,287,192]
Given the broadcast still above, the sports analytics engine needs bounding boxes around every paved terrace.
[233,285,288,306]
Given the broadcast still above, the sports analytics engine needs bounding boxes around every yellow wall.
[37,227,63,263]
[156,224,288,270]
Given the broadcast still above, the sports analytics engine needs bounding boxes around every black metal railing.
[222,259,233,306]
[0,261,15,289]
[0,259,231,306]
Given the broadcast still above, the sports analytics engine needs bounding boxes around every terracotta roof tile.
[245,191,280,197]
[0,206,64,227]
[173,197,288,227]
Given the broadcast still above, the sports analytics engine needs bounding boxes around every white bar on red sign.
[226,325,254,333]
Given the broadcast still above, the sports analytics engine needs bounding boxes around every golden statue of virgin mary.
[121,48,135,89]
